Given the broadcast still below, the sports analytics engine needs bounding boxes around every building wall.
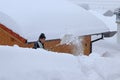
[0,27,22,46]
[0,24,91,55]
[82,35,91,55]
[44,39,74,54]
[0,24,34,48]
[44,36,91,55]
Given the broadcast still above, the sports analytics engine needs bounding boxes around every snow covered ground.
[0,35,120,80]
[0,14,120,80]
[0,0,120,80]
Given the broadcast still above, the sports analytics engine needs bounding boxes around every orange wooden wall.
[0,24,91,55]
[82,35,91,55]
[44,39,73,54]
[44,36,91,55]
[0,24,33,48]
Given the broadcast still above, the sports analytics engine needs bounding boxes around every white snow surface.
[69,0,120,11]
[1,0,120,80]
[0,0,109,41]
[0,36,120,80]
[89,10,117,31]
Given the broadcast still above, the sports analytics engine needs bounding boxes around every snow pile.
[0,0,120,80]
[92,35,120,58]
[0,45,120,80]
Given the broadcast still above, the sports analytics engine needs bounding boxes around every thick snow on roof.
[0,12,22,35]
[69,0,120,11]
[89,10,117,31]
[0,0,109,41]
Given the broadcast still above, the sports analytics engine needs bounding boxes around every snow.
[69,0,120,11]
[0,11,22,35]
[89,10,117,31]
[1,38,120,80]
[0,0,109,41]
[1,0,120,80]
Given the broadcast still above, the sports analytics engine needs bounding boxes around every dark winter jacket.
[33,41,44,49]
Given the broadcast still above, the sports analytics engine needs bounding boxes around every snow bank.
[0,45,120,80]
[92,35,120,58]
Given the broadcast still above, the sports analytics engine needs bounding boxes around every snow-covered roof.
[89,10,117,31]
[0,0,109,41]
[69,0,120,11]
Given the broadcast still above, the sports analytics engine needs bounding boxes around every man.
[33,33,46,49]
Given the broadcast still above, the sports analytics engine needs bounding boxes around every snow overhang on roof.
[0,0,109,41]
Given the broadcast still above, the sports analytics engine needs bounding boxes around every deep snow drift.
[0,33,120,80]
[0,0,120,80]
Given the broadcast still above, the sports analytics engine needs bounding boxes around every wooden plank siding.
[44,39,74,54]
[82,35,91,55]
[0,24,91,55]
[0,24,26,43]
[44,36,91,55]
[0,24,31,47]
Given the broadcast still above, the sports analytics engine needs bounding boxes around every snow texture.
[0,0,120,80]
[0,0,109,41]
[0,39,120,80]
